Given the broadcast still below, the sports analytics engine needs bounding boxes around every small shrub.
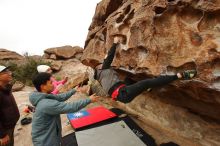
[1,56,51,86]
[55,76,62,81]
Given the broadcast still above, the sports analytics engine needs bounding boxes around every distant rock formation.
[44,45,83,60]
[0,49,24,60]
[81,0,220,145]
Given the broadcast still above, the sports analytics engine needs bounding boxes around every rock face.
[44,45,83,60]
[81,0,220,145]
[43,59,63,71]
[52,59,90,92]
[0,49,24,60]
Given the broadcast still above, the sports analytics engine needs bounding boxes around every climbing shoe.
[181,70,197,80]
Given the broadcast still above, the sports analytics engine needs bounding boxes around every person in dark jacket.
[0,65,20,146]
[90,37,197,103]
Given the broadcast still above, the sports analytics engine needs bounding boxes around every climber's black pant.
[117,75,178,103]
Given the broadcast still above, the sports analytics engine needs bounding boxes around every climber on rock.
[87,36,197,103]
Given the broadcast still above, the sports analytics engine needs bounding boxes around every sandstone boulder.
[44,45,83,60]
[12,81,25,92]
[0,49,24,60]
[81,0,220,121]
[53,59,90,92]
[81,0,220,145]
[43,59,63,71]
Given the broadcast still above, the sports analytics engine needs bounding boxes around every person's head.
[0,65,12,88]
[37,65,52,74]
[32,72,53,93]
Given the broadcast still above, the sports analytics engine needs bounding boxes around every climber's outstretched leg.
[116,70,197,103]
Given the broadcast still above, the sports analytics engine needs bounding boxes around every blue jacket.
[29,89,91,146]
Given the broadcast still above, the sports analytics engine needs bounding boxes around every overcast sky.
[0,0,101,55]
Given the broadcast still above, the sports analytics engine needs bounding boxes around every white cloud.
[0,0,101,55]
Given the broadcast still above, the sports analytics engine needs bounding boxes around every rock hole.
[116,14,125,23]
[167,62,197,74]
[124,5,131,15]
[179,6,203,24]
[209,48,216,53]
[167,0,175,2]
[198,10,220,32]
[101,28,107,42]
[154,6,166,15]
[124,10,135,24]
[190,32,203,46]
